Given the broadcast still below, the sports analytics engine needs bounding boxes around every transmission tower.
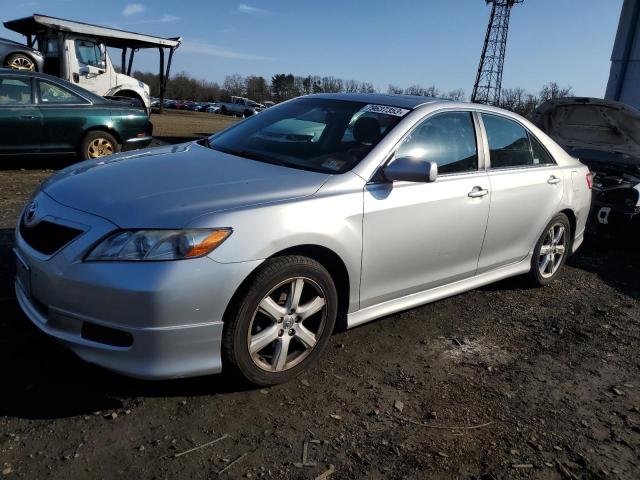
[471,0,524,105]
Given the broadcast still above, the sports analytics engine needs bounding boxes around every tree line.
[132,70,573,115]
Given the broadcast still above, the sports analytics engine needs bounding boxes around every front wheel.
[528,213,571,286]
[222,256,338,385]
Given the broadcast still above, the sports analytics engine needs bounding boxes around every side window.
[393,112,478,174]
[38,80,86,104]
[0,76,32,105]
[529,133,556,165]
[482,114,534,168]
[75,40,102,67]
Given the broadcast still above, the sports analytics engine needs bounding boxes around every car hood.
[531,97,640,165]
[43,142,331,228]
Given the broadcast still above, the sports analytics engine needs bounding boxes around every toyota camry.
[14,93,592,385]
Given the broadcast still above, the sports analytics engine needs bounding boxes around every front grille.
[19,219,83,255]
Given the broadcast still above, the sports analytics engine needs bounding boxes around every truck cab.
[3,14,181,114]
[40,34,150,109]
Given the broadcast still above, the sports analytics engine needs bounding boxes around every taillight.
[586,172,593,190]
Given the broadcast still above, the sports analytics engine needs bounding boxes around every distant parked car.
[0,37,44,71]
[531,97,640,230]
[218,96,265,117]
[206,103,221,114]
[0,69,152,159]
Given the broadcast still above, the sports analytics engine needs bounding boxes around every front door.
[477,113,564,272]
[360,111,491,309]
[71,38,111,96]
[0,75,42,154]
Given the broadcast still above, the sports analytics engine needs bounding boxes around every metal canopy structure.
[471,0,523,105]
[3,14,181,112]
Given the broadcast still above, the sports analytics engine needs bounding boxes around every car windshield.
[206,98,409,173]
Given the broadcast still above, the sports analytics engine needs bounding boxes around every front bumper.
[14,192,261,379]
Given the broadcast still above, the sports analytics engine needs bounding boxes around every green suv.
[0,69,152,159]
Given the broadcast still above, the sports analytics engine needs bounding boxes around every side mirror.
[382,157,438,183]
[98,60,107,71]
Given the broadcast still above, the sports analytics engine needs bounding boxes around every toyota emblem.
[24,200,38,226]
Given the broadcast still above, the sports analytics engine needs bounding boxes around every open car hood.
[530,97,640,173]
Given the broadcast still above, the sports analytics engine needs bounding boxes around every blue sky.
[0,0,623,97]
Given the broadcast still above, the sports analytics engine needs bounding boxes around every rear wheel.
[5,53,36,71]
[223,256,338,385]
[528,213,571,286]
[80,131,120,160]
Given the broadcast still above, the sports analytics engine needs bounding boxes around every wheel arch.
[559,208,577,253]
[222,244,351,331]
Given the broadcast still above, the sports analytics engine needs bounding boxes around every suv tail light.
[586,172,593,190]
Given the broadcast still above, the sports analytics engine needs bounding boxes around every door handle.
[547,175,561,185]
[19,115,36,120]
[468,186,489,198]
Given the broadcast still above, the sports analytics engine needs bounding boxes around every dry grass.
[150,109,239,145]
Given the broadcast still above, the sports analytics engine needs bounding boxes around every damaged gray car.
[532,97,640,229]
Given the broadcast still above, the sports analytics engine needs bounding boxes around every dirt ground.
[0,113,638,479]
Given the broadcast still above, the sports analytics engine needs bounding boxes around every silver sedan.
[14,93,592,385]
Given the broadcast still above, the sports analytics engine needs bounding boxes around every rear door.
[360,111,491,309]
[477,113,563,272]
[36,78,92,153]
[0,75,42,154]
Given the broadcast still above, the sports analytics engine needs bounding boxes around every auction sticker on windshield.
[360,104,410,117]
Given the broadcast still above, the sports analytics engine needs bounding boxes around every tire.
[243,109,253,118]
[222,255,338,386]
[528,213,571,286]
[79,131,121,160]
[5,53,36,71]
[220,106,227,116]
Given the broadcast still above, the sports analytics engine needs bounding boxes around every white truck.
[218,96,265,117]
[3,14,181,113]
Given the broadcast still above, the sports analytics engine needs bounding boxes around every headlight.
[85,229,232,261]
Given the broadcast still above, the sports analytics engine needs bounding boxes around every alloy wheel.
[538,223,567,279]
[87,138,114,158]
[8,56,34,71]
[247,277,327,372]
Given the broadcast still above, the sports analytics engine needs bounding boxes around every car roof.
[301,92,446,109]
[0,68,50,79]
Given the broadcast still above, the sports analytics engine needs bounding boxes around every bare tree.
[442,89,466,101]
[222,74,246,98]
[538,82,574,103]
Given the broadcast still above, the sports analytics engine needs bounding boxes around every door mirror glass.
[383,157,438,183]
